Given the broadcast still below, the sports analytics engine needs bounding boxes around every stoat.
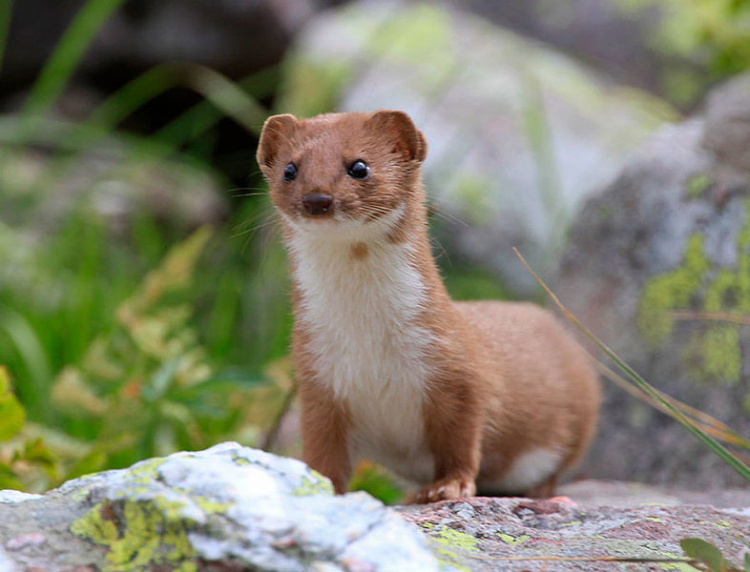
[256,110,601,503]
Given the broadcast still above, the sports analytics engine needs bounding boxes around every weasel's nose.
[302,193,333,216]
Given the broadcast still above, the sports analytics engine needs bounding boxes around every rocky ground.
[0,444,748,572]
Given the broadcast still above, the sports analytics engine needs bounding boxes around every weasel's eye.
[283,162,298,182]
[347,159,370,180]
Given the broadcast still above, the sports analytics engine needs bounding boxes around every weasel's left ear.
[366,110,428,163]
[257,114,298,175]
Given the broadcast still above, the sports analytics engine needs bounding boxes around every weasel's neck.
[285,203,446,318]
[285,203,449,398]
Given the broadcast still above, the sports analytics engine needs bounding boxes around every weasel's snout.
[302,193,333,216]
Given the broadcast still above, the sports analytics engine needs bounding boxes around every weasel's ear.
[257,114,298,173]
[366,110,428,163]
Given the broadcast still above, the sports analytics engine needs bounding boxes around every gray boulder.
[554,72,750,487]
[279,1,671,294]
[0,443,439,571]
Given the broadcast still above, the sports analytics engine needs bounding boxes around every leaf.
[0,465,24,491]
[348,461,405,505]
[744,552,750,572]
[680,538,728,572]
[65,449,108,481]
[0,367,26,440]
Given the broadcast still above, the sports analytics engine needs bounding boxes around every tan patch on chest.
[350,241,369,260]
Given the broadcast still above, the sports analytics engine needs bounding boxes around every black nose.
[302,193,333,216]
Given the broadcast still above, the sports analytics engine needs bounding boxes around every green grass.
[0,0,296,490]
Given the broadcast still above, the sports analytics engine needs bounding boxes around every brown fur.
[257,110,601,503]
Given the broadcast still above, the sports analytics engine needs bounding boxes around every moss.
[71,498,198,572]
[429,526,479,552]
[638,233,709,344]
[292,472,335,496]
[128,458,166,485]
[497,532,530,545]
[192,497,231,514]
[421,525,478,572]
[685,173,712,198]
[638,198,750,384]
[701,325,741,383]
[229,452,252,466]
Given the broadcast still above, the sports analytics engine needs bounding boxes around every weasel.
[257,110,601,503]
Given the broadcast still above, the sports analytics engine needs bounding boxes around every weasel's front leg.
[415,380,483,503]
[299,379,352,494]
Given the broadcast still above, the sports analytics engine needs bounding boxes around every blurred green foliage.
[0,0,507,501]
[0,0,296,492]
[618,0,750,105]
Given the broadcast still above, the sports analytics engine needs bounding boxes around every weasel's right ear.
[366,110,428,164]
[257,114,298,175]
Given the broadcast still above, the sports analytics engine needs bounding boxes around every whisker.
[427,196,470,227]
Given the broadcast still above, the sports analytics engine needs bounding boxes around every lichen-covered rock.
[279,1,671,294]
[0,443,439,572]
[554,72,750,487]
[399,495,750,572]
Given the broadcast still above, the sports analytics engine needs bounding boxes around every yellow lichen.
[429,526,479,552]
[685,173,712,199]
[701,325,741,383]
[292,472,335,496]
[639,233,709,344]
[71,498,198,572]
[497,532,530,545]
[638,198,750,384]
[422,525,478,572]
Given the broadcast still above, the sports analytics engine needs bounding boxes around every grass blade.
[21,0,127,119]
[0,0,12,77]
[594,361,750,452]
[179,64,268,136]
[513,247,750,484]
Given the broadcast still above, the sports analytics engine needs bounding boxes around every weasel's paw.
[414,477,477,504]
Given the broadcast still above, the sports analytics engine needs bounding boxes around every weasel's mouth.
[282,202,406,236]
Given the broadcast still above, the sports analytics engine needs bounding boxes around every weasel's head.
[256,110,427,239]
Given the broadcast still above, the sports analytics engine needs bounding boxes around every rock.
[560,479,750,508]
[0,546,17,572]
[399,494,750,572]
[2,444,749,571]
[0,491,42,503]
[554,72,750,487]
[703,73,750,175]
[279,1,671,295]
[0,443,439,572]
[458,0,668,95]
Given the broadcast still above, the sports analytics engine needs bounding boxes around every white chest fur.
[286,213,436,484]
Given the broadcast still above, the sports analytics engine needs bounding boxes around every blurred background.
[1,0,749,499]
